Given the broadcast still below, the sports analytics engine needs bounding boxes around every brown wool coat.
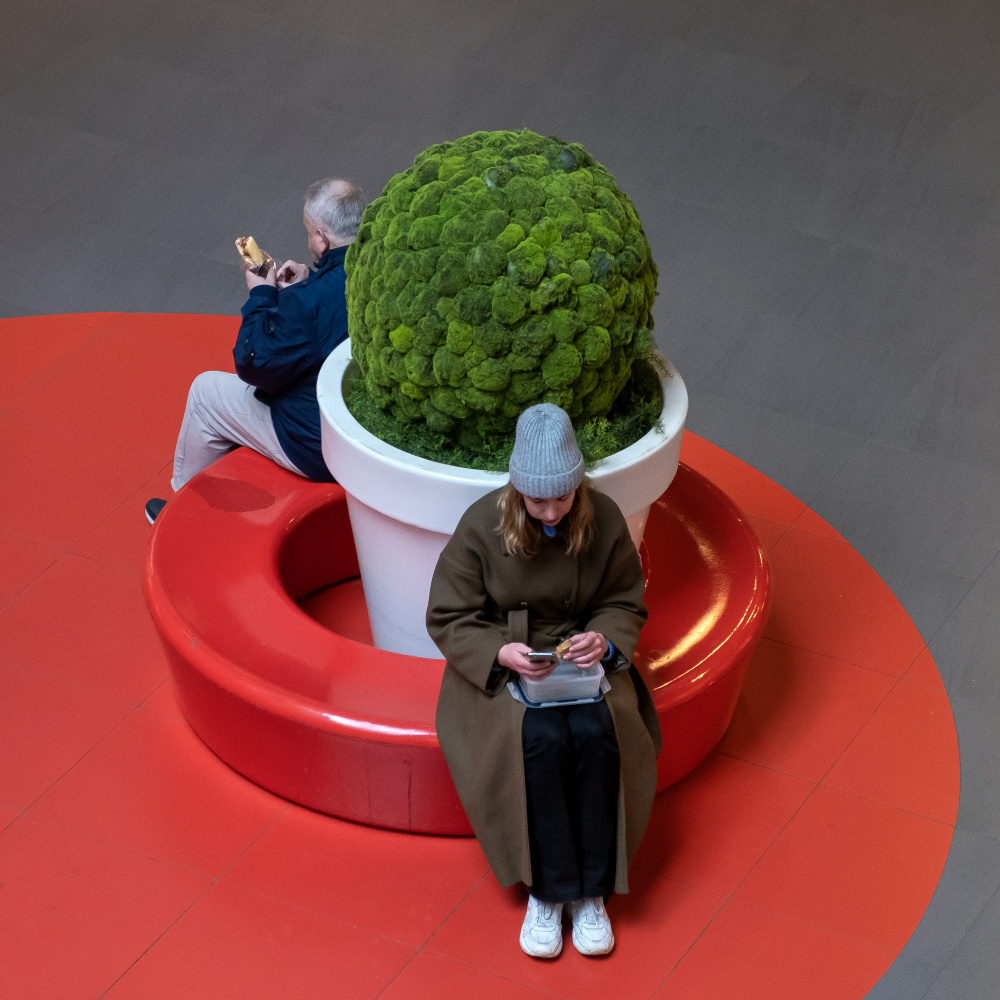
[426,487,662,894]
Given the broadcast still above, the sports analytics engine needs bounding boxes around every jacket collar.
[314,244,349,273]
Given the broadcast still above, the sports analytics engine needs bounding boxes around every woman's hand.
[498,643,558,680]
[560,631,608,669]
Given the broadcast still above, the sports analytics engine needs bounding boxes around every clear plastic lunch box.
[518,659,605,704]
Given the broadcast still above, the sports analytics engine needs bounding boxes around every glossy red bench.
[144,447,770,834]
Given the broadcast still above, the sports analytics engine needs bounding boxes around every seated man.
[146,178,363,523]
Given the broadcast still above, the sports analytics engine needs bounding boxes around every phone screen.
[526,651,558,661]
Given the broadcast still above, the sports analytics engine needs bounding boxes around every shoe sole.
[572,931,614,956]
[519,934,563,959]
[145,511,156,525]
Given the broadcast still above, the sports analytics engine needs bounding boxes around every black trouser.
[521,700,620,904]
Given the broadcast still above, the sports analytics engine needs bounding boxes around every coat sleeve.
[426,523,510,696]
[233,285,318,395]
[582,516,648,662]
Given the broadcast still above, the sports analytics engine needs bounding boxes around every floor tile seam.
[710,745,828,786]
[752,631,919,683]
[96,877,218,999]
[923,564,998,654]
[73,454,178,554]
[906,925,983,1000]
[212,804,459,952]
[812,671,961,827]
[212,801,291,882]
[770,528,964,641]
[761,520,794,552]
[0,549,68,613]
[371,949,422,1000]
[10,704,143,819]
[642,890,730,997]
[135,679,175,715]
[722,777,849,907]
[5,809,218,882]
[3,458,172,561]
[64,548,147,577]
[719,895,903,957]
[378,951,566,1000]
[0,520,72,550]
[627,862,732,901]
[932,877,1000,965]
[814,774,959,831]
[0,658,164,712]
[827,655,950,743]
[404,866,493,956]
[799,431,871,512]
[902,874,1000,992]
[208,871,438,951]
[0,654,142,709]
[752,632,926,678]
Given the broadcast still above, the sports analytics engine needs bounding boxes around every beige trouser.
[171,371,304,492]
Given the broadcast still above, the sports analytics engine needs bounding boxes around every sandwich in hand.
[235,236,276,277]
[555,637,573,658]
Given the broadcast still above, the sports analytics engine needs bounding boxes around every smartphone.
[526,651,558,662]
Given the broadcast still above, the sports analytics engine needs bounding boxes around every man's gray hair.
[304,178,365,240]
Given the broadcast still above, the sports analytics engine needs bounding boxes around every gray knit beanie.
[508,404,585,498]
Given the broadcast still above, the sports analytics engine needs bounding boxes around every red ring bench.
[144,448,770,834]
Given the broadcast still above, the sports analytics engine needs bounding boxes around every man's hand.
[560,631,608,669]
[498,643,558,680]
[276,260,309,288]
[245,265,277,291]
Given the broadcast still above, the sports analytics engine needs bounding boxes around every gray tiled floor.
[3,1,998,995]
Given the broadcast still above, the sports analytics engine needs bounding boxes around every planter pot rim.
[317,341,688,534]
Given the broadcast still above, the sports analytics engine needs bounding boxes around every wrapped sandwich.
[235,236,276,277]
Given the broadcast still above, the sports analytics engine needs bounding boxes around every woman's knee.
[568,702,618,754]
[522,708,572,756]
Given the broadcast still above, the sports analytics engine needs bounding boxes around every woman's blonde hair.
[497,478,595,559]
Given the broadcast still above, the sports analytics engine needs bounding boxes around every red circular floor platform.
[144,446,770,833]
[1,314,959,1000]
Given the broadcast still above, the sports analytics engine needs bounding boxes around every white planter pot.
[317,341,688,658]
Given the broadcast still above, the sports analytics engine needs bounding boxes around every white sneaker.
[519,895,563,958]
[569,897,615,955]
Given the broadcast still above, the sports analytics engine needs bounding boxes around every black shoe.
[145,498,167,525]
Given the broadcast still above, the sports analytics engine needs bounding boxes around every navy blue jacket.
[233,246,349,482]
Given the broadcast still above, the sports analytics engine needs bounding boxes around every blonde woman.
[427,403,661,959]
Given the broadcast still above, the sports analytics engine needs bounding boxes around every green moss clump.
[344,128,660,458]
[346,357,664,472]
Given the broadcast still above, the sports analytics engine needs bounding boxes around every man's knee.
[188,370,232,406]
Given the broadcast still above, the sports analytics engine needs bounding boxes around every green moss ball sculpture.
[344,129,659,467]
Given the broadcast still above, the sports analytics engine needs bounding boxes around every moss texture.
[347,357,664,473]
[345,129,659,458]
